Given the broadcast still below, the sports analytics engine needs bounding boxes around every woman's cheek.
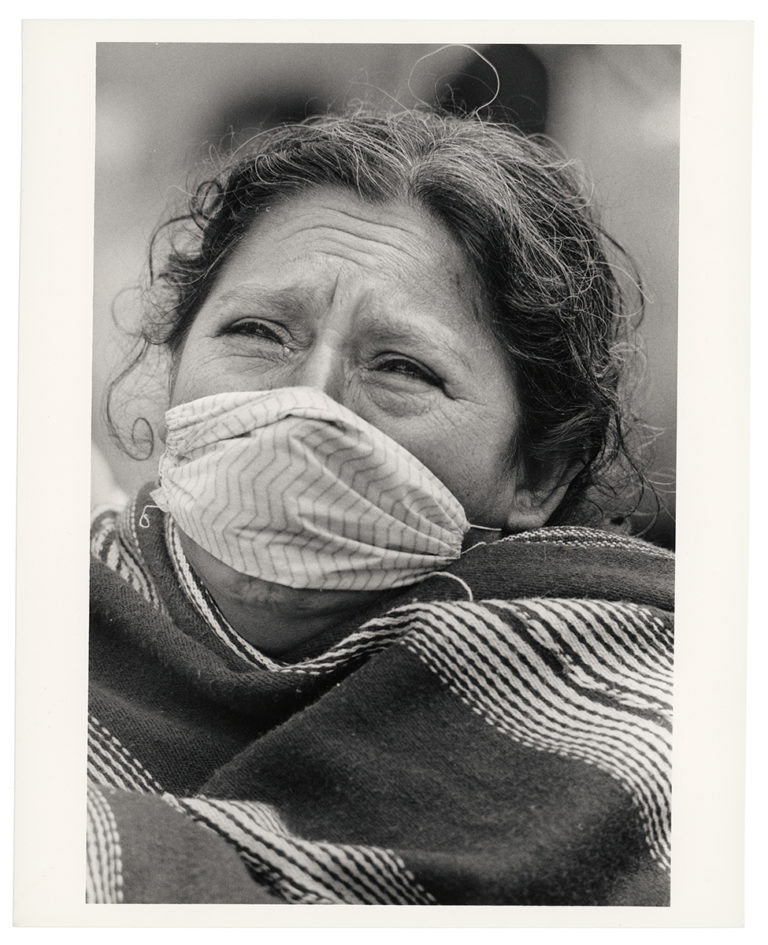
[171,349,277,406]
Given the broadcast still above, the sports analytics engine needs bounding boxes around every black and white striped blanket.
[88,484,674,905]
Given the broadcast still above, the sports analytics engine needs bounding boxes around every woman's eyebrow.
[214,284,315,315]
[361,319,473,369]
[214,286,475,367]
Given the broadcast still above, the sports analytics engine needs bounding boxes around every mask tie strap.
[413,571,474,601]
[139,504,161,529]
[462,523,503,554]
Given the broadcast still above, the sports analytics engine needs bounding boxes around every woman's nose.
[288,335,347,403]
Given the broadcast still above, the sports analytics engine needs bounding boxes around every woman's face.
[171,187,527,528]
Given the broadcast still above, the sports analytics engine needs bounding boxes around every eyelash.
[225,319,289,345]
[372,354,442,387]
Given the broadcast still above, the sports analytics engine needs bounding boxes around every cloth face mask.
[152,387,471,592]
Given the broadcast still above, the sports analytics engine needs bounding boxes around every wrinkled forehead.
[219,186,490,319]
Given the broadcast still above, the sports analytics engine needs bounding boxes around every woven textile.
[88,483,675,905]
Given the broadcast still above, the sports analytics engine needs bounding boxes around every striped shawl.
[88,484,674,906]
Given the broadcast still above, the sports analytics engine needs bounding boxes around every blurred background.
[92,43,679,547]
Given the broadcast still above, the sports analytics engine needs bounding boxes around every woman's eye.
[225,319,288,345]
[374,356,441,387]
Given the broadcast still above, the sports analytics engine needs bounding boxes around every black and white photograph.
[87,40,678,907]
[13,18,754,928]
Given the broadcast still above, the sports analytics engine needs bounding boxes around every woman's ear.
[503,461,581,532]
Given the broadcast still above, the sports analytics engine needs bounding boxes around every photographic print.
[88,39,678,907]
[15,20,752,927]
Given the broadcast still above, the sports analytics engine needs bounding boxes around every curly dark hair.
[108,108,650,527]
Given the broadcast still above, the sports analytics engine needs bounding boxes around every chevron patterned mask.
[152,387,470,591]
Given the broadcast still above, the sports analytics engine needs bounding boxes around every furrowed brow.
[362,319,473,370]
[215,284,315,316]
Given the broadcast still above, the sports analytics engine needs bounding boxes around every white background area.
[6,3,766,941]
